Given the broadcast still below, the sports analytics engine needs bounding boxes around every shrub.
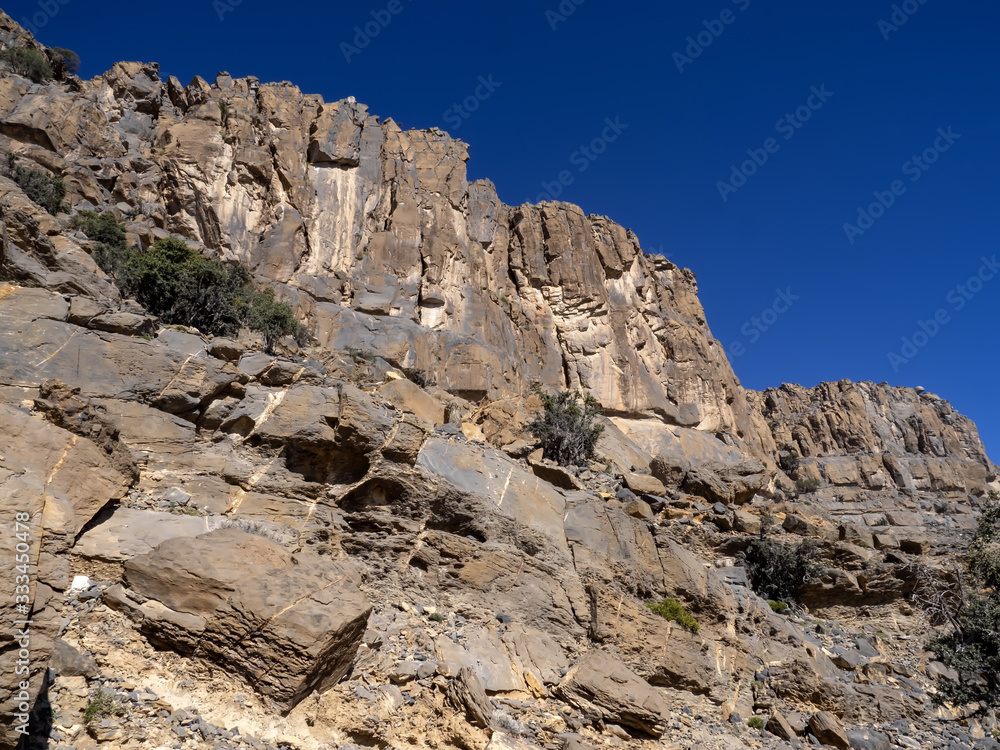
[73,220,304,348]
[795,478,821,493]
[647,597,700,633]
[0,152,64,214]
[528,390,604,466]
[768,600,788,613]
[122,236,252,338]
[247,287,301,354]
[50,47,80,75]
[0,47,53,83]
[740,517,820,605]
[83,690,121,723]
[73,211,127,247]
[747,716,765,730]
[428,612,445,623]
[927,494,1000,710]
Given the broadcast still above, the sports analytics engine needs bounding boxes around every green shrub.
[74,219,304,349]
[0,47,53,83]
[51,47,80,75]
[747,716,765,730]
[740,518,820,605]
[121,236,252,338]
[647,597,699,633]
[768,600,788,613]
[795,478,821,493]
[247,287,302,354]
[73,211,127,247]
[528,390,603,467]
[83,690,121,724]
[428,612,445,623]
[928,494,1000,710]
[1,152,64,214]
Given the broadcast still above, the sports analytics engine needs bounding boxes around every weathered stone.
[118,529,371,712]
[445,666,493,729]
[766,710,797,741]
[808,711,850,750]
[622,472,665,497]
[555,650,670,738]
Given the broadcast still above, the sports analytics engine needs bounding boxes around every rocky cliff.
[0,11,997,750]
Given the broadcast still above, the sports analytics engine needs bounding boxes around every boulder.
[115,528,371,712]
[682,460,768,505]
[766,710,797,741]
[808,711,850,750]
[87,311,157,336]
[555,650,670,737]
[622,472,665,497]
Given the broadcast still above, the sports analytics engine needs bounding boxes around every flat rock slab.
[75,507,217,562]
[555,650,669,738]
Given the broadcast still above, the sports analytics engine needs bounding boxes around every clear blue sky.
[13,0,999,461]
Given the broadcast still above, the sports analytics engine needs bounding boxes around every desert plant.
[50,46,80,75]
[0,47,53,83]
[795,478,821,493]
[122,236,253,337]
[747,716,765,730]
[740,518,820,605]
[647,597,700,633]
[74,211,127,247]
[246,287,301,354]
[428,612,445,623]
[528,390,604,466]
[926,494,1000,710]
[768,600,789,613]
[83,690,121,723]
[0,152,64,214]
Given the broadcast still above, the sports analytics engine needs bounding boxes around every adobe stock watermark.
[213,0,245,20]
[842,126,960,244]
[887,255,998,371]
[442,75,501,131]
[672,0,752,73]
[546,0,586,30]
[16,0,71,37]
[717,85,834,202]
[878,0,930,40]
[341,0,413,63]
[726,288,799,358]
[530,117,628,203]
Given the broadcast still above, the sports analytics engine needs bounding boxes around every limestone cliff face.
[749,381,997,497]
[0,43,768,458]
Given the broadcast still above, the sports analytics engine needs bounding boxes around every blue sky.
[13,0,999,460]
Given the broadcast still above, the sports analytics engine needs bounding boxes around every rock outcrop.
[0,10,996,750]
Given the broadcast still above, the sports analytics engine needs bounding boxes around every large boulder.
[111,528,371,713]
[555,650,670,737]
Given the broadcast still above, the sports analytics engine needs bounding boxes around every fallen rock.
[113,528,371,712]
[555,650,670,738]
[622,472,665,497]
[808,711,850,750]
[766,710,797,741]
[529,458,585,491]
[88,311,157,336]
[445,666,493,729]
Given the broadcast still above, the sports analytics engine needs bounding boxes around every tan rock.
[556,650,670,737]
[808,711,850,749]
